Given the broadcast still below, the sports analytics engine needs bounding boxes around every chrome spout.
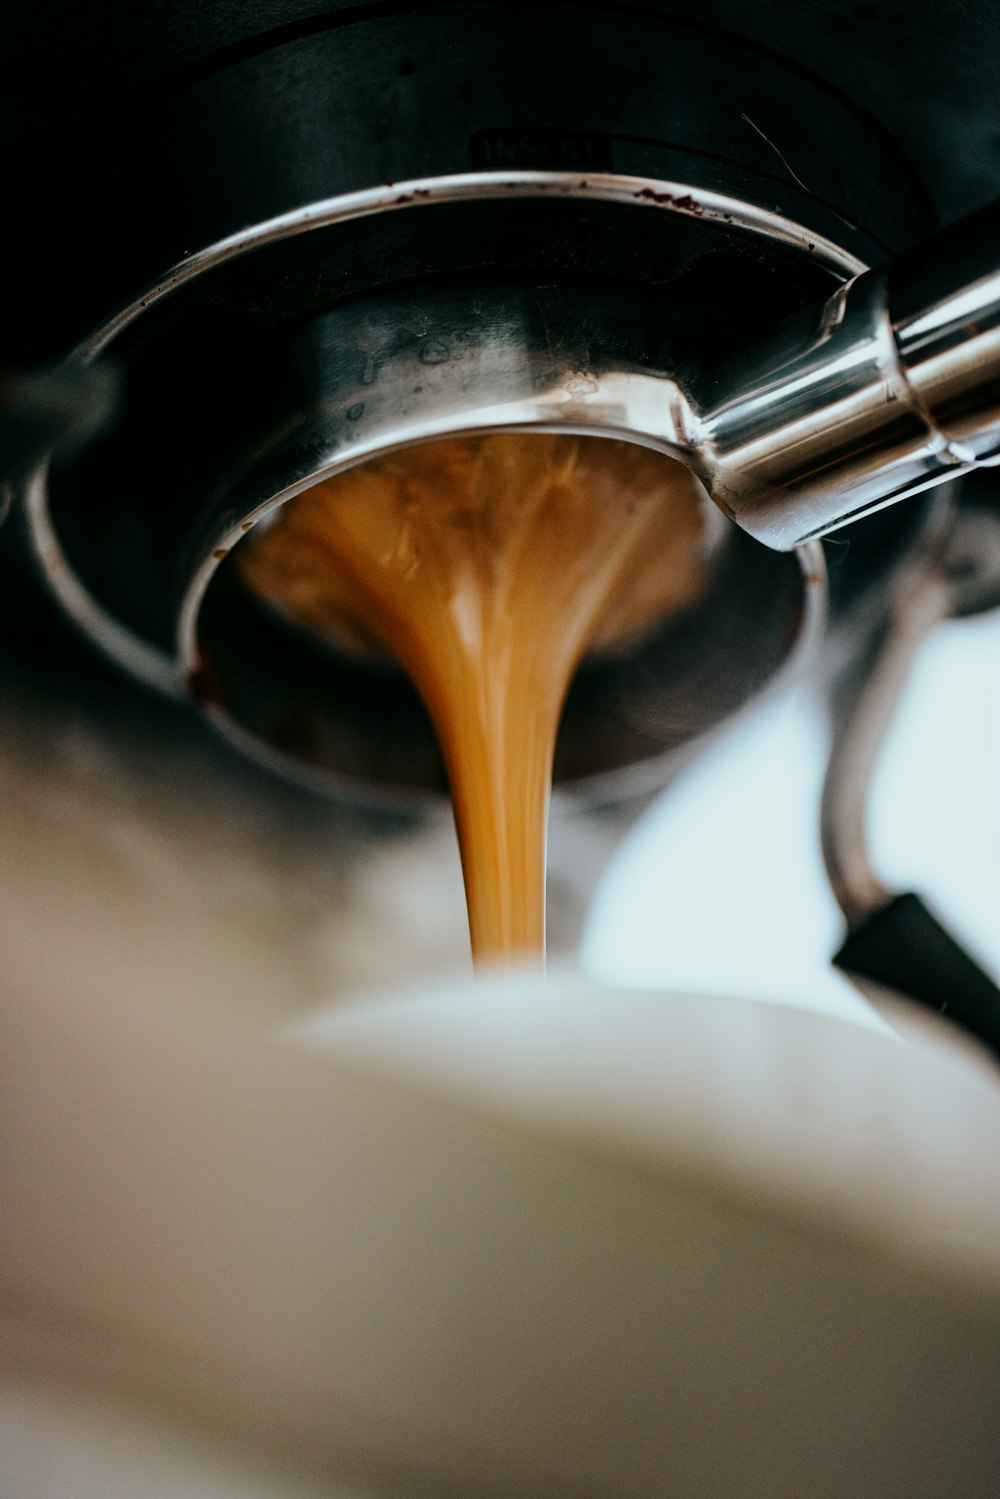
[692,199,1000,550]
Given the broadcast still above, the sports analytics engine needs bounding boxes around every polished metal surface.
[45,172,1000,590]
[687,197,1000,549]
[70,171,866,361]
[892,199,1000,461]
[3,0,942,811]
[820,486,1000,929]
[0,0,993,812]
[24,173,842,802]
[821,562,952,927]
[29,166,1000,803]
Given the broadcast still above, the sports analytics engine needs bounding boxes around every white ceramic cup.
[3,966,1000,1498]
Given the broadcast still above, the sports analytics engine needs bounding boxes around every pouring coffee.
[6,9,1000,1499]
[239,433,711,962]
[4,0,999,997]
[22,171,1000,975]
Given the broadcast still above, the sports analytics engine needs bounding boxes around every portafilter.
[12,3,991,808]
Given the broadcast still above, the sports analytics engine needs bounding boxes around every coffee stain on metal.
[186,656,225,709]
[632,187,704,214]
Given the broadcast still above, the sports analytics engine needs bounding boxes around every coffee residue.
[239,433,709,965]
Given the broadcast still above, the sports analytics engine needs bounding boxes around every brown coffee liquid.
[239,434,708,965]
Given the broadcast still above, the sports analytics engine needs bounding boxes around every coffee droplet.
[239,433,710,965]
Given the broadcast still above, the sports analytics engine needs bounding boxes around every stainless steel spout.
[692,200,1000,550]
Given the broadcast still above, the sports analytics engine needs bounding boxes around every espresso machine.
[5,0,1000,1043]
[3,4,1000,1496]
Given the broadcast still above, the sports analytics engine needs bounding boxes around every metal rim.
[24,170,850,802]
[68,170,868,361]
[184,533,829,815]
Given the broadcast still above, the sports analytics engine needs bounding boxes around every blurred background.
[585,607,1000,1028]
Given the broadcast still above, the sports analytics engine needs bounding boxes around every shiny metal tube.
[692,199,1000,549]
[892,199,1000,460]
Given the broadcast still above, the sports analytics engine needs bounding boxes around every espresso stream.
[240,434,708,964]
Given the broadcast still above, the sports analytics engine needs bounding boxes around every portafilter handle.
[687,198,1000,550]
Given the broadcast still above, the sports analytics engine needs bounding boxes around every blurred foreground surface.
[1,571,999,1496]
[4,963,1000,1496]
